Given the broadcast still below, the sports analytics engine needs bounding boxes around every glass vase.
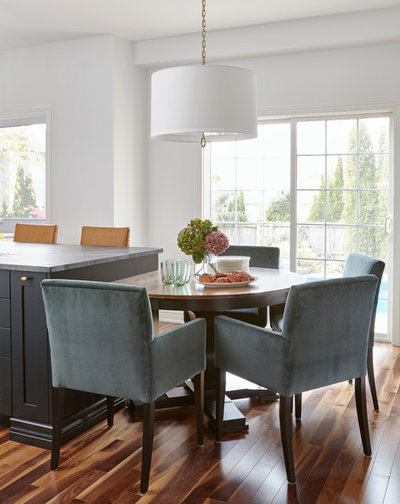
[193,254,219,278]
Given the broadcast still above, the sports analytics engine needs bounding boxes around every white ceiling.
[1,0,400,51]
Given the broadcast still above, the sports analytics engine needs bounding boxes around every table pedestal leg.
[129,310,283,434]
[191,311,249,434]
[152,308,159,335]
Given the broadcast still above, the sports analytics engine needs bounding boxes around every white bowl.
[215,255,250,274]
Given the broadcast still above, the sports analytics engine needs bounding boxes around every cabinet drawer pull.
[20,276,29,282]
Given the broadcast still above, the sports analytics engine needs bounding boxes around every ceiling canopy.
[0,0,399,51]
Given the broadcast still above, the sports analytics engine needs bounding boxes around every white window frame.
[0,108,51,234]
[290,112,391,278]
[203,109,395,344]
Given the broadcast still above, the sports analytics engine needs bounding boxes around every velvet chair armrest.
[149,318,206,402]
[215,315,290,394]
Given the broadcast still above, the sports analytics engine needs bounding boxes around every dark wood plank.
[226,462,274,503]
[113,492,142,504]
[24,469,104,504]
[0,459,51,503]
[0,341,397,504]
[76,460,141,503]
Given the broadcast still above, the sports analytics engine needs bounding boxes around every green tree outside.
[0,201,9,218]
[343,123,380,257]
[215,191,247,222]
[0,127,43,220]
[265,192,290,222]
[308,176,325,222]
[229,191,247,222]
[11,166,37,218]
[307,156,345,223]
[375,132,389,261]
[327,156,344,222]
[0,131,29,214]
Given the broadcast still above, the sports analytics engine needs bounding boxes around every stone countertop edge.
[0,247,163,273]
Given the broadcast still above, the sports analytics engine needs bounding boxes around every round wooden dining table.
[119,267,305,434]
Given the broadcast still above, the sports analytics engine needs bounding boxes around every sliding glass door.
[296,117,390,335]
[204,113,391,339]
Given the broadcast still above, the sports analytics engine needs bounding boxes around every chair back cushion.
[14,223,58,244]
[282,275,377,395]
[343,253,385,346]
[221,245,280,269]
[80,226,130,247]
[41,279,153,401]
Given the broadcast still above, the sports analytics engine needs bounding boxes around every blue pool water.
[377,279,388,314]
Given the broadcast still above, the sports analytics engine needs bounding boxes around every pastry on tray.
[198,270,254,283]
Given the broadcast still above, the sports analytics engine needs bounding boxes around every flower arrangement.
[177,219,229,273]
[204,231,230,256]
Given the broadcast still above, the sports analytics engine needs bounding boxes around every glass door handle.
[385,216,392,236]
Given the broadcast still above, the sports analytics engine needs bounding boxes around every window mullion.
[290,119,297,272]
[324,120,327,278]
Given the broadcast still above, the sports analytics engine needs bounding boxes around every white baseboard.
[375,335,391,343]
[159,309,184,324]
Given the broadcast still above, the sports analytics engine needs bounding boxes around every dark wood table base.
[127,387,251,435]
[127,383,195,418]
[119,267,304,435]
[127,378,278,435]
[128,307,278,434]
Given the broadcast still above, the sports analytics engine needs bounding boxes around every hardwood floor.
[0,340,399,503]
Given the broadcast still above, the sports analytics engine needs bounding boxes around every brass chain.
[201,0,206,65]
[201,0,207,147]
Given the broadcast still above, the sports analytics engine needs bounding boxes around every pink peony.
[203,231,229,256]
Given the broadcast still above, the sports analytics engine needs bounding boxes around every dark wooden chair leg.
[279,395,296,484]
[106,396,114,427]
[193,371,204,446]
[216,369,226,442]
[367,347,379,411]
[269,303,285,327]
[51,387,65,470]
[140,402,155,494]
[355,376,372,456]
[295,393,302,419]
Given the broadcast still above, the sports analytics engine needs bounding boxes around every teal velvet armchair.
[271,252,385,411]
[215,275,377,484]
[342,253,385,410]
[41,279,206,494]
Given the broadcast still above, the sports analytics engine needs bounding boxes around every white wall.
[0,35,115,243]
[135,6,400,67]
[142,6,400,262]
[145,37,400,344]
[147,42,400,257]
[2,10,399,337]
[112,38,148,246]
[147,140,202,260]
[0,35,149,246]
[240,43,400,114]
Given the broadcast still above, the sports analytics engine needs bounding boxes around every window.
[204,113,391,337]
[0,113,48,236]
[204,122,291,269]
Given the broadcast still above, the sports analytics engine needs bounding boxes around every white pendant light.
[150,0,257,147]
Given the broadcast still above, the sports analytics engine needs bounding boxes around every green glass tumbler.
[173,260,191,286]
[160,259,176,285]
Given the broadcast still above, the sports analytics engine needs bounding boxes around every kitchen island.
[0,242,161,448]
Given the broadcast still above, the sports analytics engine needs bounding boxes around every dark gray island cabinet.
[0,242,162,448]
